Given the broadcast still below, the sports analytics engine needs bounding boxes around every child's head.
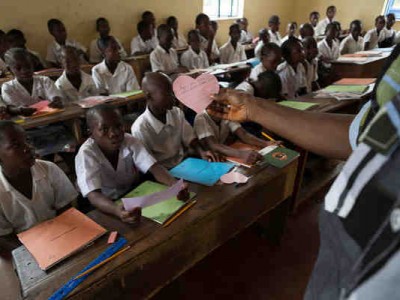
[157,24,174,50]
[238,18,249,31]
[47,19,67,44]
[137,21,153,41]
[253,70,282,99]
[61,46,81,75]
[86,105,124,154]
[302,37,318,61]
[375,15,386,31]
[286,22,298,36]
[188,30,201,52]
[211,21,219,33]
[142,11,156,28]
[96,17,110,38]
[142,72,174,115]
[0,121,35,172]
[268,15,280,32]
[309,11,320,27]
[196,13,211,37]
[4,48,33,82]
[281,38,304,66]
[386,13,396,29]
[98,36,120,63]
[260,43,282,71]
[326,6,336,20]
[349,20,362,40]
[259,28,270,44]
[0,30,9,56]
[229,24,241,44]
[332,21,341,38]
[299,23,315,38]
[167,16,178,32]
[6,29,26,49]
[325,23,338,40]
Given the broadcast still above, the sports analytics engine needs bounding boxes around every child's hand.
[0,107,10,120]
[49,97,64,109]
[117,206,141,224]
[240,150,263,165]
[200,150,219,162]
[177,182,190,201]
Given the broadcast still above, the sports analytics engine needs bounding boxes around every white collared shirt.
[305,58,318,93]
[130,35,159,56]
[89,37,127,64]
[383,27,396,40]
[46,39,87,65]
[315,17,334,36]
[55,70,98,102]
[235,80,255,95]
[249,63,266,81]
[1,76,62,106]
[0,160,77,235]
[268,30,282,46]
[219,41,247,64]
[199,33,220,59]
[180,47,209,70]
[240,30,253,44]
[172,30,188,49]
[277,61,306,98]
[254,41,264,59]
[75,134,156,199]
[194,111,241,144]
[91,60,140,95]
[340,35,365,55]
[131,106,196,169]
[318,39,340,68]
[150,45,179,73]
[364,28,386,50]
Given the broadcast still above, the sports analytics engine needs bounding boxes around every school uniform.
[304,58,318,93]
[89,37,127,64]
[315,17,334,36]
[254,41,264,59]
[277,61,306,98]
[46,39,87,66]
[249,63,266,81]
[75,134,156,199]
[92,60,140,95]
[340,35,364,55]
[364,28,386,50]
[219,41,247,64]
[130,35,158,55]
[194,111,241,144]
[149,45,179,73]
[318,39,340,68]
[281,35,298,44]
[268,30,282,46]
[55,70,98,102]
[239,30,253,44]
[199,32,220,60]
[0,160,77,235]
[235,81,255,95]
[172,30,188,49]
[180,47,209,70]
[383,27,396,42]
[131,106,196,169]
[1,76,62,107]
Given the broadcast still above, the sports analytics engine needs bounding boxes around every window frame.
[383,0,400,20]
[203,0,245,21]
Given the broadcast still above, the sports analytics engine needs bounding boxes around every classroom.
[0,0,399,299]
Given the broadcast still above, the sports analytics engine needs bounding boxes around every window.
[203,0,244,20]
[383,0,400,20]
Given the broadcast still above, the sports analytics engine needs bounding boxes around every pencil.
[74,246,131,280]
[262,132,285,148]
[163,200,197,228]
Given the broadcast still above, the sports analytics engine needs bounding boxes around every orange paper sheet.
[28,100,63,118]
[17,208,107,270]
[334,78,376,85]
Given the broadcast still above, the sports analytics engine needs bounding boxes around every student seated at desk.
[236,69,283,100]
[309,11,320,31]
[150,24,188,75]
[364,16,386,50]
[281,22,298,44]
[142,10,157,37]
[46,19,88,68]
[315,5,336,37]
[180,30,209,70]
[219,24,247,64]
[76,105,188,223]
[0,30,9,76]
[250,42,282,81]
[268,15,282,46]
[302,37,319,93]
[299,23,315,40]
[195,13,220,64]
[92,36,140,95]
[167,16,188,50]
[90,17,127,64]
[238,17,253,44]
[278,38,307,98]
[340,20,364,55]
[6,29,45,71]
[254,28,270,59]
[318,23,339,69]
[381,13,396,48]
[55,46,98,102]
[130,21,158,56]
[0,121,77,251]
[131,72,216,169]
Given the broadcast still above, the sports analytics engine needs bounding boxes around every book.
[264,147,300,168]
[77,96,116,108]
[17,208,107,271]
[334,78,376,86]
[25,100,63,119]
[322,84,368,94]
[120,181,196,224]
[278,101,318,110]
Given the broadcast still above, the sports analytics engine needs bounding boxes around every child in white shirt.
[364,16,386,50]
[340,20,364,55]
[254,28,270,59]
[381,13,396,47]
[250,42,282,81]
[130,21,159,56]
[167,16,188,49]
[195,13,219,64]
[238,18,253,44]
[89,18,127,64]
[318,23,340,68]
[92,36,140,95]
[315,6,336,36]
[281,22,298,44]
[302,37,319,93]
[219,24,247,64]
[309,11,320,30]
[180,30,209,70]
[268,15,282,46]
[131,72,216,169]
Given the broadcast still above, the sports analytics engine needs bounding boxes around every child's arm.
[0,234,21,252]
[190,138,220,162]
[235,127,279,148]
[149,164,189,200]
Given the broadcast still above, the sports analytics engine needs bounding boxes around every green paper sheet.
[111,90,143,98]
[278,101,318,110]
[323,85,368,94]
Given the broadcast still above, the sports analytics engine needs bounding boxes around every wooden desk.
[125,55,151,84]
[332,54,389,79]
[1,160,298,299]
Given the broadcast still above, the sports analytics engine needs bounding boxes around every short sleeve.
[91,68,107,94]
[46,44,57,64]
[1,82,14,105]
[180,51,190,69]
[349,101,371,149]
[150,51,162,72]
[42,76,62,100]
[364,31,372,43]
[240,47,247,61]
[89,40,102,63]
[75,148,103,197]
[130,37,140,55]
[194,114,215,140]
[228,121,241,133]
[0,209,13,236]
[46,161,78,209]
[127,135,156,173]
[126,65,140,90]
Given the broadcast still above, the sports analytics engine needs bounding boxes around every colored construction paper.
[334,78,376,85]
[173,73,219,113]
[278,101,318,110]
[110,90,143,98]
[322,85,368,94]
[220,171,249,184]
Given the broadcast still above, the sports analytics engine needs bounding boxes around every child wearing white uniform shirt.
[340,20,364,55]
[92,36,140,95]
[250,43,282,82]
[219,24,247,64]
[254,28,269,59]
[130,21,159,56]
[315,6,336,36]
[364,16,386,50]
[167,16,188,49]
[268,15,282,46]
[318,23,340,68]
[238,18,253,44]
[196,13,220,63]
[302,37,319,93]
[180,30,209,70]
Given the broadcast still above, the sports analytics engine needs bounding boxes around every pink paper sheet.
[220,171,249,184]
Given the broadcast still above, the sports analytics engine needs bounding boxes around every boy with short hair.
[180,30,209,70]
[167,16,188,49]
[130,21,158,56]
[318,23,340,68]
[195,13,220,63]
[281,22,298,43]
[315,6,336,37]
[299,23,315,39]
[381,13,396,47]
[309,11,320,29]
[219,23,247,64]
[254,28,269,59]
[340,20,364,55]
[364,15,386,50]
[302,37,319,92]
[250,42,282,81]
[238,17,253,44]
[268,15,282,46]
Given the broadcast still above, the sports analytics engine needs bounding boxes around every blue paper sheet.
[169,158,234,186]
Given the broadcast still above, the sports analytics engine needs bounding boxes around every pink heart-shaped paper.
[220,171,249,184]
[173,73,219,113]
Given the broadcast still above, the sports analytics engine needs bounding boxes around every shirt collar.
[97,60,123,76]
[144,107,174,134]
[0,161,45,192]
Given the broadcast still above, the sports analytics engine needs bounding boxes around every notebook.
[77,96,116,108]
[322,84,368,94]
[278,101,318,110]
[110,90,143,98]
[26,100,64,118]
[17,208,107,271]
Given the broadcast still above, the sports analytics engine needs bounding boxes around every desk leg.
[290,148,308,214]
